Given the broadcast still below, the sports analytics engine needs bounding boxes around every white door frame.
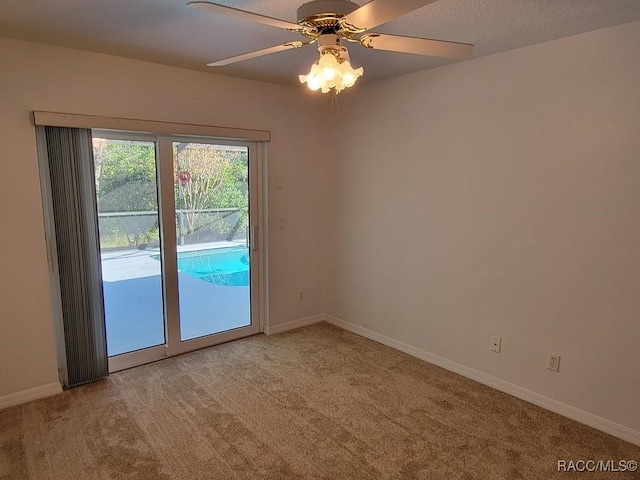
[91,131,265,372]
[160,135,262,358]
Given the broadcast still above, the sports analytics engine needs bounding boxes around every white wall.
[0,37,328,399]
[326,21,640,434]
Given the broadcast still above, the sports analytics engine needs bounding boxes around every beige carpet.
[1,322,638,479]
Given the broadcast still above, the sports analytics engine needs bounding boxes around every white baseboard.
[324,314,640,447]
[264,313,325,336]
[0,382,62,410]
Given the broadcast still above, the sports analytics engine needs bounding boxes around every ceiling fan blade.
[207,41,306,67]
[360,33,474,59]
[344,0,438,31]
[188,1,301,31]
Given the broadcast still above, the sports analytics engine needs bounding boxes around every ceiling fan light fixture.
[299,45,363,94]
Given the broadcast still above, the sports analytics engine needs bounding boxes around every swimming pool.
[154,246,249,286]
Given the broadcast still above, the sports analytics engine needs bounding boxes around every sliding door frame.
[107,133,264,370]
[94,130,167,372]
[35,111,268,376]
[160,135,263,357]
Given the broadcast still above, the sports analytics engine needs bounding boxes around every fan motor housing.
[296,0,359,24]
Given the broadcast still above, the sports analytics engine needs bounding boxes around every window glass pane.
[93,138,165,356]
[173,142,251,341]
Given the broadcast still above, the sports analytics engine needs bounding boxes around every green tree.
[174,144,248,239]
[93,139,158,247]
[94,139,157,212]
[92,139,249,248]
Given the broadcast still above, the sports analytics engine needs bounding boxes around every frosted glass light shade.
[299,47,363,94]
[319,53,339,81]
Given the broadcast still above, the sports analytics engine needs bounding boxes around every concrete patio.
[101,241,250,356]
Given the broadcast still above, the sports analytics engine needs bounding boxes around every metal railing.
[97,207,247,248]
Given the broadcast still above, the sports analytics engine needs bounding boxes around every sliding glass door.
[93,136,165,358]
[173,141,252,341]
[92,132,261,370]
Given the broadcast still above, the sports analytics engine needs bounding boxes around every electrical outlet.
[490,336,501,353]
[297,290,304,302]
[548,353,561,372]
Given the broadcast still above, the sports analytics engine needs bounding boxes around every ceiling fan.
[187,0,474,93]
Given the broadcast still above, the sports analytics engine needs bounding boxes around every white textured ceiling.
[1,0,640,86]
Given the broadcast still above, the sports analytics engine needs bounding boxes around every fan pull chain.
[330,90,342,116]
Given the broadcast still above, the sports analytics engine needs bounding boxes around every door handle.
[251,226,259,252]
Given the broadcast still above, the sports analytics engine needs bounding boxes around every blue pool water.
[154,247,249,286]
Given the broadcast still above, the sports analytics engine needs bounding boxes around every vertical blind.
[36,126,108,387]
